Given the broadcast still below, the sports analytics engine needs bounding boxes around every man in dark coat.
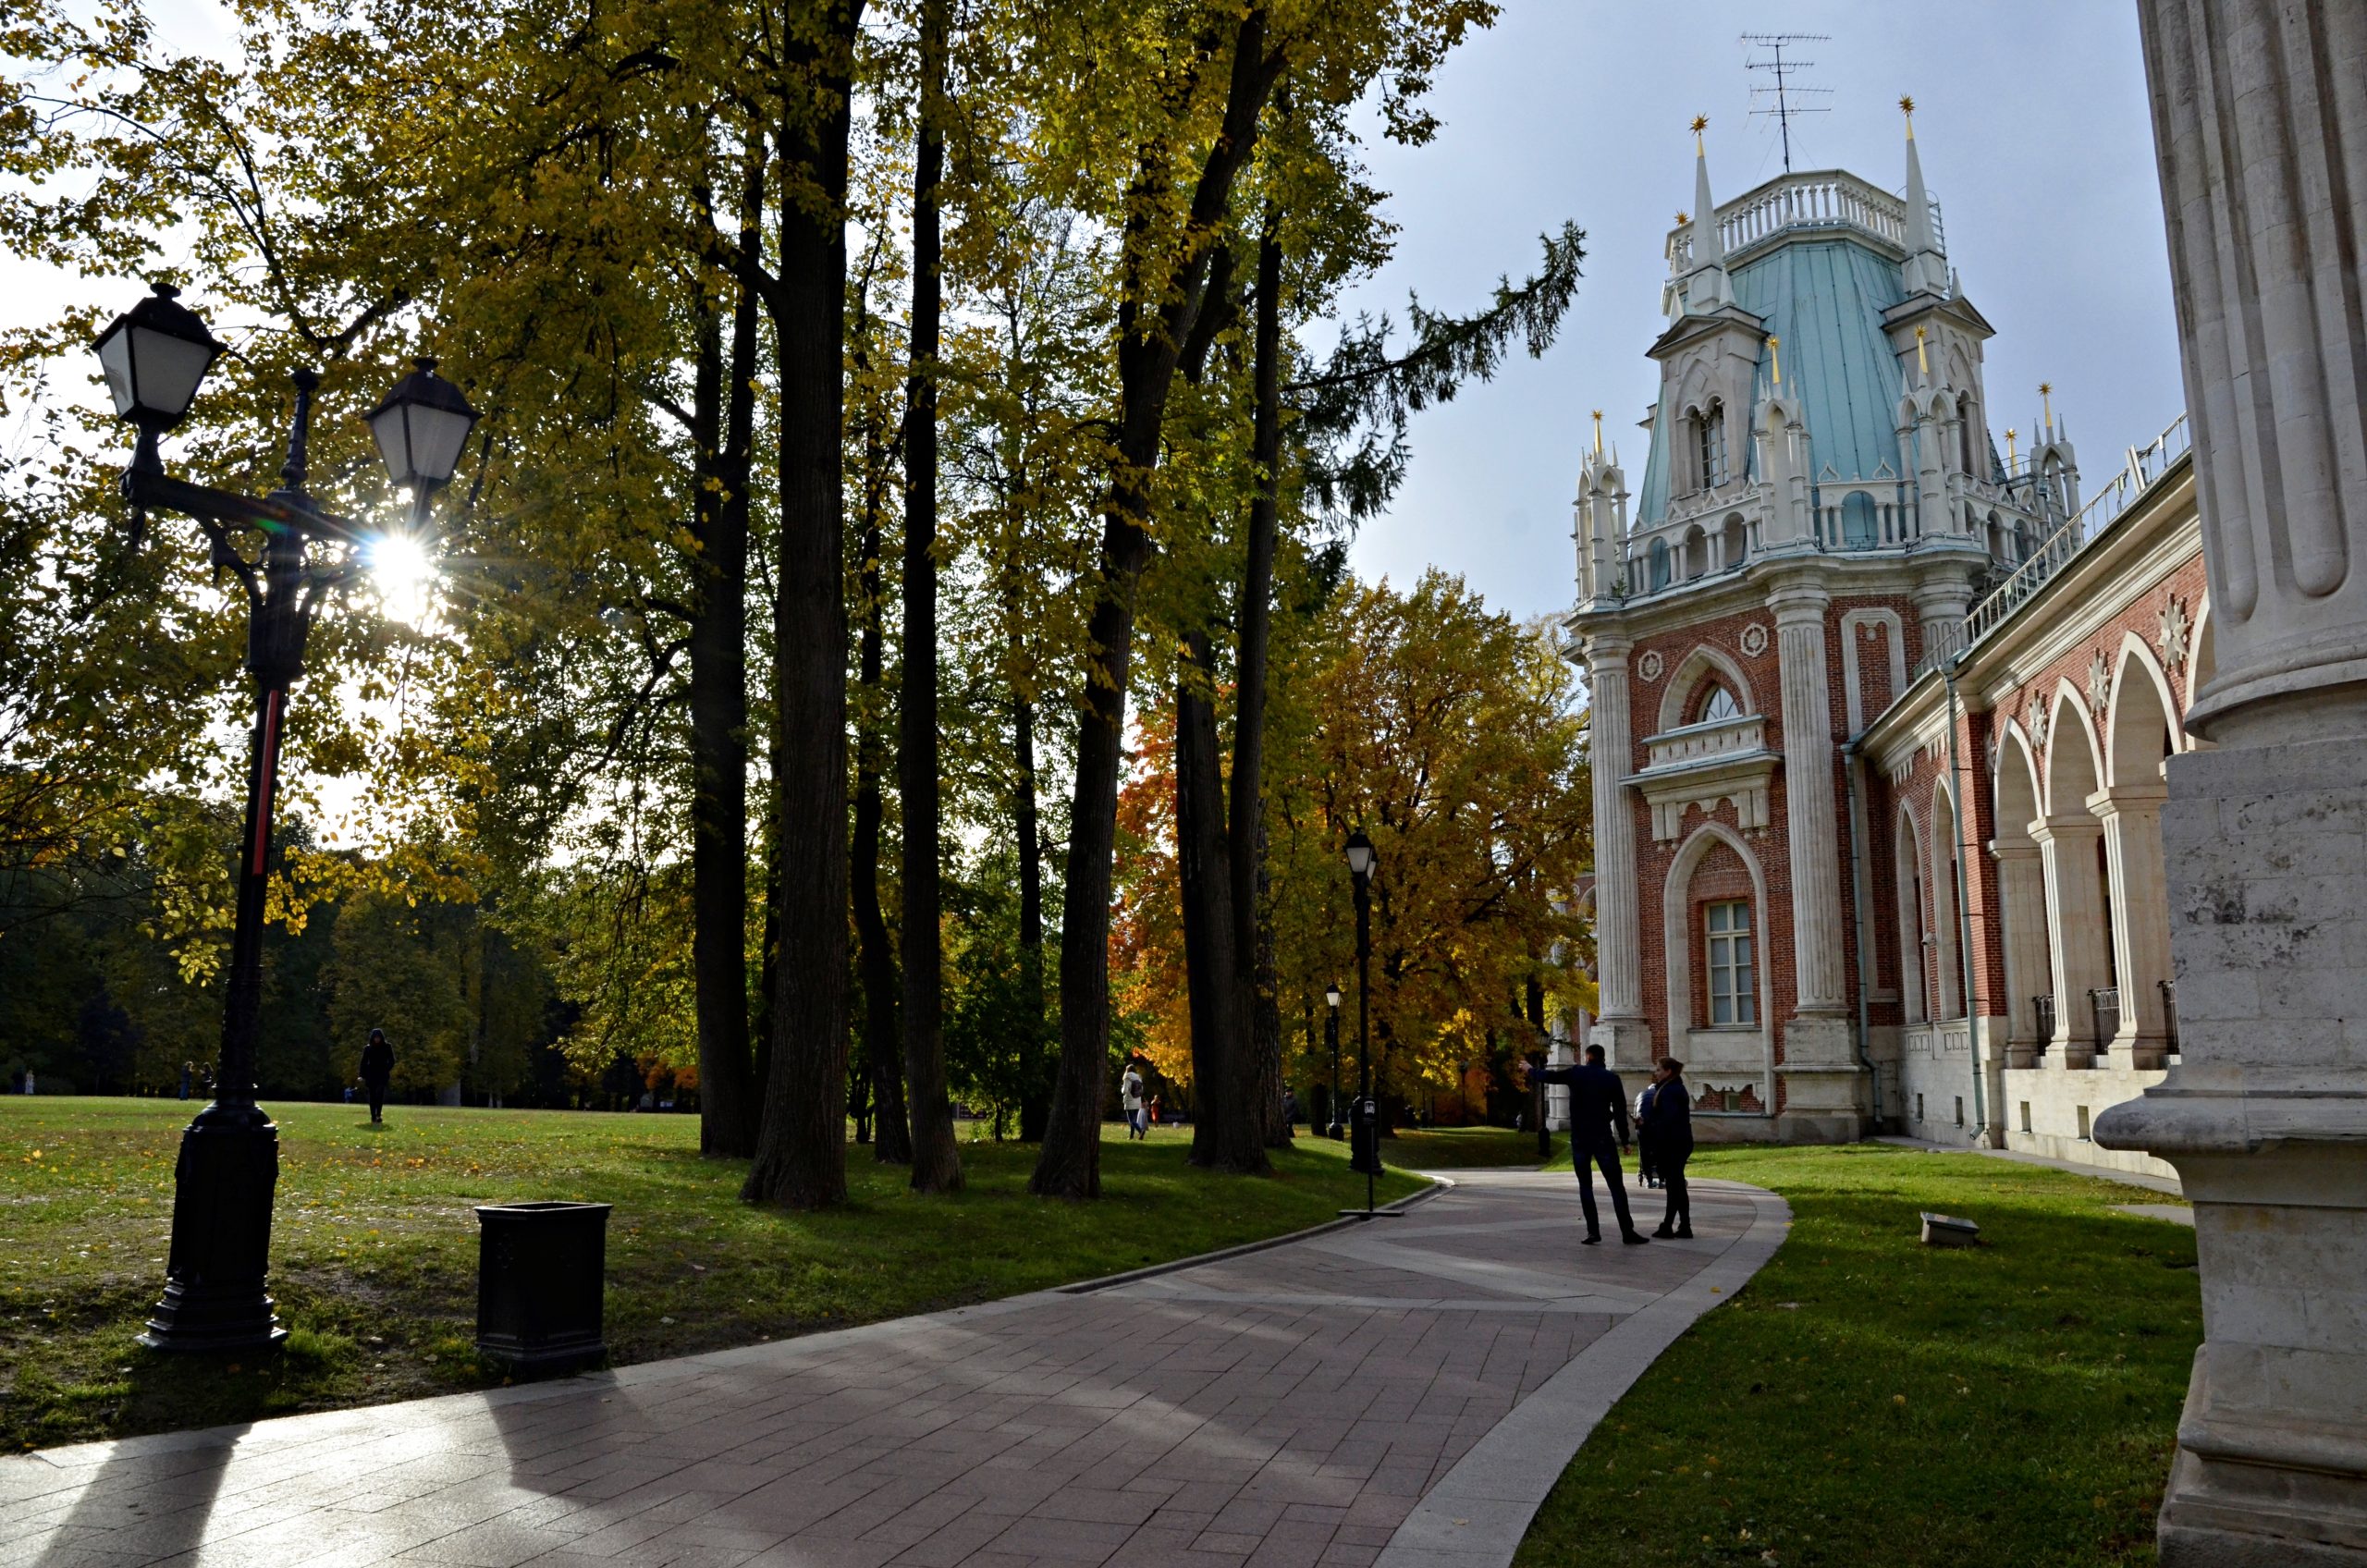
[1641,1058,1696,1238]
[1534,1044,1649,1244]
[359,1028,394,1125]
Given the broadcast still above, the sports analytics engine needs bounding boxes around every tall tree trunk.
[690,149,764,1159]
[901,0,962,1194]
[1012,671,1051,1143]
[854,412,911,1164]
[1230,216,1290,1158]
[1253,823,1289,1146]
[1179,632,1258,1170]
[745,1,864,1209]
[1031,8,1283,1199]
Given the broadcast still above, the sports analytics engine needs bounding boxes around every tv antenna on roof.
[1742,33,1834,174]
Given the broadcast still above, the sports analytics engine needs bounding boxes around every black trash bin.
[475,1200,610,1374]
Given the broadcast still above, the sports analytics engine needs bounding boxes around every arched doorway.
[1993,729,2053,1065]
[2037,687,2115,1067]
[2101,641,2180,1066]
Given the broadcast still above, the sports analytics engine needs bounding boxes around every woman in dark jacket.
[1641,1058,1694,1238]
[359,1028,395,1125]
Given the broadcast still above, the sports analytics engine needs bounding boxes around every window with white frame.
[1699,685,1740,723]
[1704,900,1756,1025]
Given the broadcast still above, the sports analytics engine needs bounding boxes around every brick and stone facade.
[1568,113,2199,1161]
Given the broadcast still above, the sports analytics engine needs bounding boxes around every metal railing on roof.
[1666,169,1944,272]
[1959,413,2190,649]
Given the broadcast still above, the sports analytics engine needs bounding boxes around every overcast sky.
[1332,1,2184,624]
[9,2,2184,631]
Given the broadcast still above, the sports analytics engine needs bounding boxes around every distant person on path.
[1643,1059,1695,1239]
[1635,1075,1661,1189]
[359,1028,394,1125]
[1534,1044,1648,1245]
[179,1061,192,1101]
[1282,1088,1300,1128]
[1121,1059,1147,1139]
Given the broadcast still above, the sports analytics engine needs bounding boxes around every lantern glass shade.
[92,283,222,427]
[1343,831,1376,880]
[366,358,480,489]
[1325,985,1343,1009]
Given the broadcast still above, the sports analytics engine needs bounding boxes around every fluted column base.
[2098,733,2367,1565]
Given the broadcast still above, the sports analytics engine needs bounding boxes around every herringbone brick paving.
[0,1171,1771,1568]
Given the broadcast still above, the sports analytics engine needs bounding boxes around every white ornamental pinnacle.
[2157,594,2189,671]
[2026,694,2048,753]
[1637,649,1665,682]
[1738,622,1770,657]
[2088,649,2111,714]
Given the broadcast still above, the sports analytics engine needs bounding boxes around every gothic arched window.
[1699,685,1741,723]
[1693,399,1727,491]
[1957,395,1977,475]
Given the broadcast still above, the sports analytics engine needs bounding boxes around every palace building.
[1566,113,2200,1179]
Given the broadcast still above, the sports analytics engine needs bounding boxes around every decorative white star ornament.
[2027,694,2048,753]
[2158,595,2190,671]
[2089,650,2112,713]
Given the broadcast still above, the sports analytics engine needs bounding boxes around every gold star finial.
[1690,114,1708,155]
[1765,334,1782,387]
[2006,427,2019,469]
[1675,210,1689,227]
[2040,382,2054,431]
[1900,94,1917,139]
[1914,324,1929,377]
[1590,410,1604,457]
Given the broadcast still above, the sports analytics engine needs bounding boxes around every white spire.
[1683,116,1734,312]
[1900,97,1947,297]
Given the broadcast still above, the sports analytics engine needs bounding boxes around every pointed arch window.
[1957,395,1977,475]
[1705,901,1756,1025]
[1691,399,1728,491]
[1699,685,1741,723]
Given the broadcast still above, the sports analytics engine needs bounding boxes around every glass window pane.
[1733,903,1750,932]
[1707,904,1728,933]
[1712,994,1732,1024]
[1735,935,1752,966]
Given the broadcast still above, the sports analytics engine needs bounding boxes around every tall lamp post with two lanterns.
[94,281,479,1353]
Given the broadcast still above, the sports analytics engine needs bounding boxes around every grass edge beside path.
[0,1100,1421,1453]
[1512,1144,2200,1568]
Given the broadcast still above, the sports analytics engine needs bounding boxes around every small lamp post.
[1324,984,1343,1138]
[95,283,479,1353]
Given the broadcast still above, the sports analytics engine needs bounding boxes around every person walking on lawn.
[1643,1058,1695,1238]
[1534,1045,1648,1245]
[359,1028,395,1125]
[1121,1058,1147,1140]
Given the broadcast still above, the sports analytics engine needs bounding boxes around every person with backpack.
[1634,1075,1661,1189]
[1121,1058,1147,1140]
[358,1028,395,1125]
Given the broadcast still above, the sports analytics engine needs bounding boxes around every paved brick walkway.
[1,1171,1787,1568]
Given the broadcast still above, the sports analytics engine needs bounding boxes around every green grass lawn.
[1383,1123,1555,1168]
[0,1098,1419,1452]
[1514,1144,2201,1568]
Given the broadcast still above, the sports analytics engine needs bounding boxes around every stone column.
[1585,634,1654,1071]
[2096,6,2367,1561]
[2030,814,2111,1071]
[1771,581,1858,1134]
[1991,840,2051,1070]
[2091,782,2173,1070]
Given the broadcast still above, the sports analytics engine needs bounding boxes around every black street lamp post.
[1342,833,1386,1214]
[1324,984,1343,1139]
[94,283,478,1353]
